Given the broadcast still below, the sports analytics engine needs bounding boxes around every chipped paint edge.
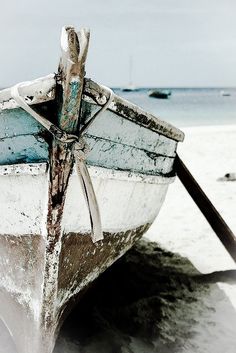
[0,74,55,110]
[84,79,185,142]
[0,163,48,176]
[0,162,175,184]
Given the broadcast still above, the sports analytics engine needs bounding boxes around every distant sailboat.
[122,56,138,92]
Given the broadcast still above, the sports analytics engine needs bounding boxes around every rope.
[11,81,114,243]
[11,83,78,143]
[78,85,113,137]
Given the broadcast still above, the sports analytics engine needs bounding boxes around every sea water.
[114,87,236,127]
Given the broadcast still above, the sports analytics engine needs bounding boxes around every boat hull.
[0,162,173,352]
[0,25,184,353]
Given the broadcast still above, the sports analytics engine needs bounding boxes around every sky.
[0,0,236,87]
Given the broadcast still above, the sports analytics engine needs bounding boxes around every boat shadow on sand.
[55,240,236,353]
[1,239,236,353]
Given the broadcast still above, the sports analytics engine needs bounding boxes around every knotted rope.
[11,82,113,243]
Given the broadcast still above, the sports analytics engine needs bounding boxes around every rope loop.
[73,139,90,162]
[10,80,114,243]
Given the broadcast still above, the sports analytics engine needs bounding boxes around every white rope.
[11,83,55,132]
[11,81,114,243]
[11,82,77,143]
[79,85,113,136]
[73,140,103,242]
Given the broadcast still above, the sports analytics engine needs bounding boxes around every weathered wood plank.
[0,104,177,160]
[0,132,174,175]
[0,75,184,143]
[58,27,89,132]
[81,101,177,156]
[85,135,174,176]
[0,104,175,175]
[0,99,176,176]
[0,134,48,164]
[0,108,44,138]
[41,26,90,338]
[83,79,184,142]
[0,162,47,176]
[0,74,55,110]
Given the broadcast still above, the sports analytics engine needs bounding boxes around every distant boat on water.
[149,89,171,99]
[221,90,231,97]
[122,84,138,92]
[122,56,138,92]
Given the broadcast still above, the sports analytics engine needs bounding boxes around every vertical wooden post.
[40,26,90,349]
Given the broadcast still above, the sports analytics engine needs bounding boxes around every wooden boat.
[149,89,171,99]
[0,26,184,353]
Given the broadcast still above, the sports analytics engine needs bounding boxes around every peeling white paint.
[0,162,173,236]
[62,168,170,234]
[0,170,48,236]
[0,160,172,336]
[0,75,184,143]
[0,163,47,176]
[0,75,55,110]
[84,165,174,184]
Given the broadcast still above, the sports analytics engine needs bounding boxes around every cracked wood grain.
[83,79,184,142]
[41,26,90,338]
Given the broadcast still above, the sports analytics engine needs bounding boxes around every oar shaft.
[175,154,236,263]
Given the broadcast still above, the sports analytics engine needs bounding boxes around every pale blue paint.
[0,108,48,164]
[0,104,176,176]
[59,80,81,132]
[85,136,174,176]
[0,108,44,139]
[0,135,48,164]
[81,102,177,157]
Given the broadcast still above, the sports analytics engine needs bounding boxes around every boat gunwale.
[84,78,184,142]
[0,75,184,143]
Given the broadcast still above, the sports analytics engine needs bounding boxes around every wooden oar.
[175,154,236,263]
